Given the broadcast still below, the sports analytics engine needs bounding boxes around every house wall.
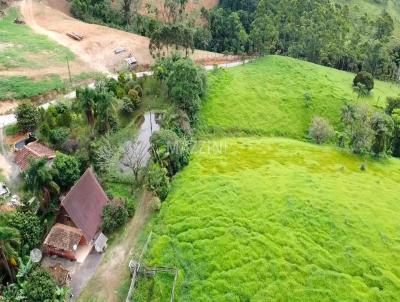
[43,245,76,261]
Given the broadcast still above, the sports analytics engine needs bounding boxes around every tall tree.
[0,221,20,282]
[15,103,39,133]
[123,0,132,24]
[94,88,116,133]
[76,87,96,128]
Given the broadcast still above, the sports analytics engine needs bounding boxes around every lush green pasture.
[200,56,400,138]
[0,8,74,70]
[0,75,64,99]
[137,138,400,301]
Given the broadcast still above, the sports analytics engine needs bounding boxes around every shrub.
[7,210,43,253]
[102,200,129,234]
[353,71,374,93]
[386,96,400,115]
[24,267,57,302]
[149,196,161,212]
[90,136,114,174]
[146,164,170,200]
[39,122,50,138]
[61,138,80,154]
[341,103,374,154]
[16,103,39,132]
[121,96,139,115]
[371,111,394,157]
[124,198,136,217]
[304,92,313,108]
[49,127,70,148]
[392,109,400,157]
[52,152,81,190]
[309,117,334,144]
[150,129,190,176]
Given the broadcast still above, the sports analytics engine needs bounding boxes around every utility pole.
[66,56,72,85]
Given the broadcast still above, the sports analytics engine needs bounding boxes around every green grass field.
[0,8,74,70]
[0,9,103,100]
[200,56,400,138]
[0,75,64,99]
[129,56,400,301]
[137,138,400,301]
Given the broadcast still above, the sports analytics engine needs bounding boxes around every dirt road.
[78,191,153,302]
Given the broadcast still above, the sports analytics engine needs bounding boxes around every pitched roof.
[43,223,83,252]
[26,141,55,158]
[61,168,108,241]
[14,142,55,171]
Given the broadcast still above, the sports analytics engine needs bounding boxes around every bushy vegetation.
[51,152,81,191]
[102,200,129,234]
[137,138,400,301]
[6,210,43,253]
[15,103,40,132]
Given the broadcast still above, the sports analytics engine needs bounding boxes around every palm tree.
[0,221,20,282]
[95,89,116,133]
[76,87,96,128]
[24,158,60,207]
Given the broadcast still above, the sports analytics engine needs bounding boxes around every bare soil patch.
[0,100,18,115]
[140,0,218,15]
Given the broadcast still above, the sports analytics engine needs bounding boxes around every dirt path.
[0,127,16,181]
[78,191,153,302]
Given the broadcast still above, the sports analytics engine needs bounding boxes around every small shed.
[94,232,108,253]
[125,56,137,70]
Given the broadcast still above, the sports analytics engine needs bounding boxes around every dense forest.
[70,0,400,81]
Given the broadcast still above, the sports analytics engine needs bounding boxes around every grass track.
[138,138,400,301]
[200,56,400,138]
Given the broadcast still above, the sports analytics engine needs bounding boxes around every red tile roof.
[26,141,55,158]
[61,168,108,241]
[14,142,55,171]
[43,223,83,252]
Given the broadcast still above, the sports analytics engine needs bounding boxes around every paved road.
[0,61,247,128]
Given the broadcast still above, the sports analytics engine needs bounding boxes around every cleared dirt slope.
[20,0,223,74]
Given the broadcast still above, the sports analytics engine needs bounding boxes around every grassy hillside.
[200,56,400,138]
[0,8,74,70]
[0,8,100,100]
[136,138,400,301]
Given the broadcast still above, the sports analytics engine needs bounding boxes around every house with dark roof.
[43,168,109,262]
[14,141,55,171]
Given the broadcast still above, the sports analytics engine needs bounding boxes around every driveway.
[42,251,103,300]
